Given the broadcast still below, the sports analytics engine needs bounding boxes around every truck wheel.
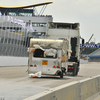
[60,72,63,78]
[72,64,77,76]
[75,67,79,76]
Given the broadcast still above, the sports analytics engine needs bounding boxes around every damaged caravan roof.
[30,39,68,49]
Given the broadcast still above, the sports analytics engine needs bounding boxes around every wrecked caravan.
[28,38,71,78]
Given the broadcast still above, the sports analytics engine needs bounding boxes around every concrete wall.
[0,56,28,66]
[80,59,88,64]
[0,56,88,66]
[89,57,100,62]
[24,75,100,100]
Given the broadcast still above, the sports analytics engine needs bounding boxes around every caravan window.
[34,49,44,58]
[33,49,57,58]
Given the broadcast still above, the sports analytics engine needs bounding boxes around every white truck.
[46,22,84,76]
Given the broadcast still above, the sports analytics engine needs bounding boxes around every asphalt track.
[0,62,100,100]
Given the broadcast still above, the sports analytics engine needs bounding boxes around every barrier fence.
[24,75,100,100]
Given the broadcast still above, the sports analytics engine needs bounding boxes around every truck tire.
[72,64,77,76]
[76,66,79,76]
[76,61,80,75]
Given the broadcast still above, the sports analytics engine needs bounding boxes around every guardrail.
[24,75,100,100]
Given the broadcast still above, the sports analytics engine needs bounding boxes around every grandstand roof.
[89,48,100,57]
[0,2,53,9]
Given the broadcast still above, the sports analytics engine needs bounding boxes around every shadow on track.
[29,75,70,80]
[65,74,83,77]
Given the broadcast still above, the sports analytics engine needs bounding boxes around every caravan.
[28,38,71,78]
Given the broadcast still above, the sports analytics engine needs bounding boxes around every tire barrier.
[24,75,100,100]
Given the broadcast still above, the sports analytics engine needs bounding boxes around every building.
[88,48,100,62]
[0,2,53,66]
[0,2,53,56]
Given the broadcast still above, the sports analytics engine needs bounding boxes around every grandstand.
[88,48,100,62]
[0,2,53,57]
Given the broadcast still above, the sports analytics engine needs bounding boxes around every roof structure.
[0,2,53,8]
[88,48,100,57]
[0,2,53,16]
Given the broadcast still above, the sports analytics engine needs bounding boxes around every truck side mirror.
[82,39,84,46]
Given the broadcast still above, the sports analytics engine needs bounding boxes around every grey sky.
[1,0,100,43]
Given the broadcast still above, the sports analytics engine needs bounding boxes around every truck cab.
[46,22,80,76]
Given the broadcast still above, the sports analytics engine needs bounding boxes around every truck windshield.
[33,49,57,58]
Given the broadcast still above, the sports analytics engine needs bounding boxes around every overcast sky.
[1,0,100,43]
